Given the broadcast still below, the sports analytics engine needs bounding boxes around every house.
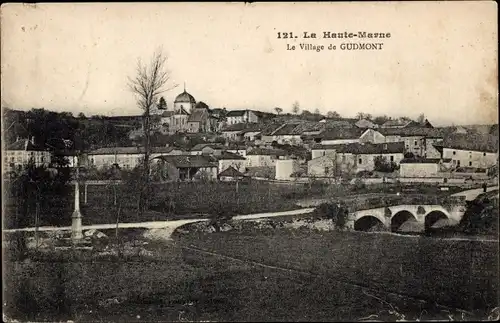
[211,151,247,174]
[333,142,405,173]
[221,123,260,141]
[381,119,421,128]
[226,110,260,125]
[373,127,446,158]
[355,119,378,129]
[187,108,211,133]
[308,155,337,177]
[190,143,226,156]
[218,166,248,182]
[87,146,185,169]
[275,159,301,180]
[435,133,498,169]
[226,144,248,157]
[3,137,51,173]
[246,148,287,167]
[319,128,365,145]
[399,158,452,178]
[153,155,218,181]
[311,144,337,159]
[319,117,357,128]
[259,123,304,145]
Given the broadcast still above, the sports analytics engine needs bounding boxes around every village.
[3,87,498,185]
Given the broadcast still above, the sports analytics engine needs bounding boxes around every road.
[3,208,315,234]
[451,185,498,201]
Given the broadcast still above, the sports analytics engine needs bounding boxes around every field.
[3,181,471,229]
[176,229,499,314]
[3,228,498,321]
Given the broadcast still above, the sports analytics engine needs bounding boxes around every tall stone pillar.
[71,159,83,242]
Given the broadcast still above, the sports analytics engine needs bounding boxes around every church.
[152,85,217,134]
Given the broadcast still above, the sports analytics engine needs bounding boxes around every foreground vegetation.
[175,228,498,314]
[4,227,497,322]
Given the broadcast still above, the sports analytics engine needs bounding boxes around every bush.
[312,202,349,229]
[351,178,366,191]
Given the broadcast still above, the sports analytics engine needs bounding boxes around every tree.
[356,112,373,120]
[274,107,283,115]
[128,49,177,213]
[77,112,87,119]
[373,115,390,125]
[157,97,167,110]
[417,113,425,124]
[292,101,300,115]
[327,111,340,119]
[374,156,398,173]
[314,108,321,115]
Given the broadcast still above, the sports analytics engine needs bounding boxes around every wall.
[275,159,300,180]
[321,138,359,145]
[402,136,425,156]
[360,129,386,144]
[3,150,51,172]
[222,131,241,141]
[443,148,498,168]
[246,155,276,167]
[311,148,336,160]
[337,152,404,173]
[424,138,443,158]
[399,163,439,178]
[308,156,336,177]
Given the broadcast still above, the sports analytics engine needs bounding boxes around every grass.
[176,229,499,313]
[3,227,498,321]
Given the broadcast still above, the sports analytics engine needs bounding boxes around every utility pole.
[71,155,83,242]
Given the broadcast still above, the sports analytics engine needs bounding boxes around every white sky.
[1,2,498,126]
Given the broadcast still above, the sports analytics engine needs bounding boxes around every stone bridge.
[346,204,467,232]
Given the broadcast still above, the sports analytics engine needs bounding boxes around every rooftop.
[155,155,217,168]
[87,146,182,155]
[218,166,247,178]
[320,127,365,140]
[313,142,405,155]
[437,133,499,153]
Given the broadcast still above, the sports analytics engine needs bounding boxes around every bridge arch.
[391,210,418,232]
[354,216,386,232]
[424,210,449,231]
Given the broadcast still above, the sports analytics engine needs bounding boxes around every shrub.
[351,178,366,191]
[313,202,349,229]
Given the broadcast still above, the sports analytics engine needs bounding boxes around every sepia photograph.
[1,2,498,322]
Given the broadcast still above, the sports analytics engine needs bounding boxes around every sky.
[1,2,498,126]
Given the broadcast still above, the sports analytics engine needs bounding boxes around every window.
[358,158,362,164]
[483,153,487,156]
[324,167,329,174]
[453,151,456,155]
[469,161,472,166]
[414,140,417,145]
[390,156,394,162]
[342,155,346,162]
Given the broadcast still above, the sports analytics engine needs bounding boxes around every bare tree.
[417,113,426,124]
[274,107,283,115]
[128,49,177,213]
